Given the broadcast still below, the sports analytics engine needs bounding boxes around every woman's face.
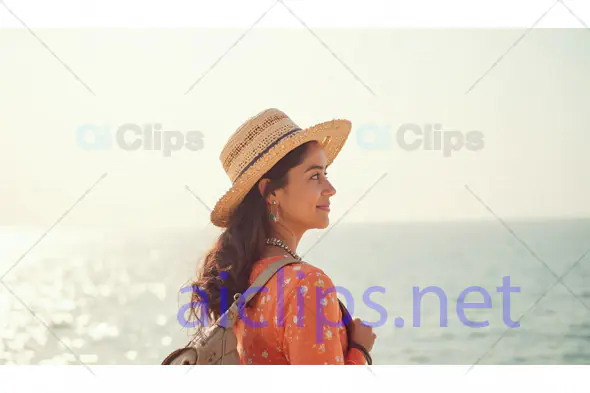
[275,142,336,231]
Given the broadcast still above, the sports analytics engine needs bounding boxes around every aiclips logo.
[76,122,204,157]
[356,122,485,157]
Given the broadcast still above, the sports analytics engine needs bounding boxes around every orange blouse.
[232,255,366,365]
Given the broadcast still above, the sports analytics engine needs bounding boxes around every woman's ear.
[258,178,271,201]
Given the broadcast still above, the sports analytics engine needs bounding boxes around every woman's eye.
[311,173,328,180]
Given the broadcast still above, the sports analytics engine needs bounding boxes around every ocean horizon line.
[1,215,589,234]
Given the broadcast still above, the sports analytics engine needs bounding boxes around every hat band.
[233,127,302,184]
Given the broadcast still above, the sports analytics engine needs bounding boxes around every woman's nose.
[324,180,336,196]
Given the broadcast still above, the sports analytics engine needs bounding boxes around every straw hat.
[210,108,352,227]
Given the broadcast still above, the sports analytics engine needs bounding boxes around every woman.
[188,108,376,365]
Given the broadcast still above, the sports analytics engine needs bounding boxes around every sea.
[0,219,589,365]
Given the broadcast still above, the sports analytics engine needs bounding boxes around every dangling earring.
[269,200,279,222]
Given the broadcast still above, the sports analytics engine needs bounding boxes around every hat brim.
[210,118,352,228]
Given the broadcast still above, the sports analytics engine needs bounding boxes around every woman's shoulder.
[284,261,328,277]
[280,261,336,294]
[251,256,336,292]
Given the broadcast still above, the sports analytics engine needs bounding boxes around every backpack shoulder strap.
[243,256,304,304]
[220,256,304,328]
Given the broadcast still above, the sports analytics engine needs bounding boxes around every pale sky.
[1,28,589,229]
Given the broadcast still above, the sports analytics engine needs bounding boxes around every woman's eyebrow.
[304,164,325,173]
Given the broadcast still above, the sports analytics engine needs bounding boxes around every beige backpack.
[161,256,303,365]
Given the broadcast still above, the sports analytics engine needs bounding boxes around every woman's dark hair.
[187,141,316,327]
